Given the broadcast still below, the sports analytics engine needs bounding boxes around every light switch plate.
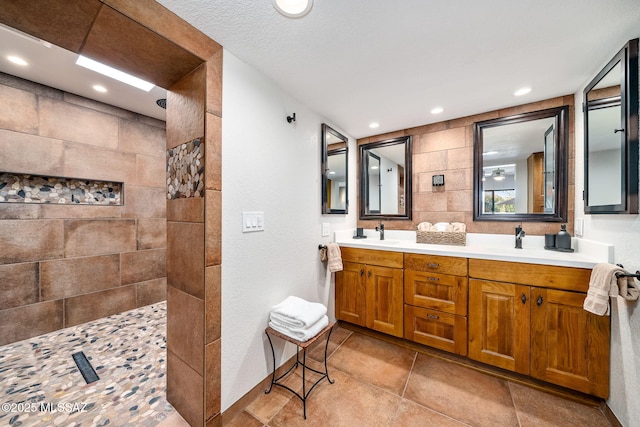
[574,218,584,237]
[322,223,330,237]
[242,211,265,233]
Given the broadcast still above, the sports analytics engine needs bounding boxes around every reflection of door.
[527,152,544,213]
[543,125,555,213]
[367,152,381,213]
[397,165,405,214]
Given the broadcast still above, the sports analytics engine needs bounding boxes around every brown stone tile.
[167,64,206,149]
[414,151,447,172]
[0,129,64,176]
[0,219,64,264]
[137,218,167,250]
[406,121,448,135]
[64,141,137,183]
[0,204,40,220]
[205,265,221,343]
[167,349,204,427]
[499,97,566,117]
[448,110,500,129]
[122,186,166,219]
[39,97,119,149]
[0,74,63,99]
[206,50,223,117]
[64,285,136,327]
[155,411,191,427]
[269,369,401,427]
[447,190,472,212]
[415,211,467,226]
[205,414,222,427]
[369,130,407,142]
[167,197,204,223]
[206,190,221,266]
[166,222,205,299]
[119,119,166,157]
[205,113,222,191]
[405,354,518,427]
[136,278,167,306]
[205,339,221,420]
[392,399,467,426]
[0,83,38,134]
[246,373,302,423]
[101,0,221,61]
[39,204,122,219]
[224,411,263,427]
[40,254,120,300]
[328,333,415,396]
[0,262,38,310]
[0,300,63,346]
[121,249,166,285]
[447,146,473,170]
[415,127,466,153]
[509,382,609,427]
[167,286,204,374]
[136,154,166,188]
[414,191,447,212]
[64,219,136,258]
[63,92,138,121]
[308,325,352,362]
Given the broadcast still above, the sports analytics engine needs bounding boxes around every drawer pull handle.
[521,294,527,304]
[367,270,371,278]
[537,296,543,306]
[427,314,440,319]
[427,277,439,282]
[428,263,440,269]
[360,269,364,276]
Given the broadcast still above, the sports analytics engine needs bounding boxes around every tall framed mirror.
[473,106,569,222]
[584,38,639,214]
[359,136,412,220]
[321,124,348,214]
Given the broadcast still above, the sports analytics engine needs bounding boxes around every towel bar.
[615,264,640,279]
[318,244,327,250]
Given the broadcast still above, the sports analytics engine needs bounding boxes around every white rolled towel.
[432,222,453,232]
[269,315,329,342]
[451,222,466,233]
[417,222,432,231]
[270,296,327,329]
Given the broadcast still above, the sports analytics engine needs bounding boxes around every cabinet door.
[531,288,610,398]
[335,261,366,326]
[405,270,468,315]
[404,305,467,355]
[365,265,404,337]
[468,279,531,374]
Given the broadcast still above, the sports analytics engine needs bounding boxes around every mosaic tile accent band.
[166,137,204,199]
[0,172,122,205]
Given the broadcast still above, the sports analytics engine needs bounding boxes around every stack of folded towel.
[269,296,329,341]
[417,222,466,232]
[584,263,640,316]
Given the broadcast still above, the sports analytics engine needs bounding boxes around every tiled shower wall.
[0,72,167,346]
[357,95,575,236]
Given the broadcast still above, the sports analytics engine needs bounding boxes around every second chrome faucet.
[515,224,525,249]
[375,222,385,240]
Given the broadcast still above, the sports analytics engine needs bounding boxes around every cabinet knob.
[428,263,440,269]
[521,294,527,304]
[427,314,440,320]
[360,269,364,276]
[427,277,439,282]
[367,270,371,278]
[537,295,543,306]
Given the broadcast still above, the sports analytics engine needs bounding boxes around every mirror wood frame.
[359,135,413,220]
[583,38,639,214]
[473,106,570,222]
[321,123,349,214]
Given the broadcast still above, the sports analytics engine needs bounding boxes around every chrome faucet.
[515,224,525,249]
[375,222,385,240]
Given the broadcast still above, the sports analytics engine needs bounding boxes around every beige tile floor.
[225,326,612,427]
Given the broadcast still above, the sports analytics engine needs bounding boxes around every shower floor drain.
[72,351,99,384]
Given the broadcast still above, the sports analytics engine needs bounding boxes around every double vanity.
[333,230,613,398]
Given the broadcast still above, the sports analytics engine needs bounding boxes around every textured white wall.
[220,51,357,411]
[574,31,640,426]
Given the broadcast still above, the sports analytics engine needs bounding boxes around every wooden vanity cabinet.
[335,247,404,337]
[468,259,610,398]
[404,254,469,355]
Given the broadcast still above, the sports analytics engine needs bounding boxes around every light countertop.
[334,229,614,269]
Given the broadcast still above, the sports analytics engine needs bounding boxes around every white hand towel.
[583,263,626,315]
[270,296,327,328]
[417,222,432,231]
[327,242,343,272]
[269,315,329,342]
[432,222,452,232]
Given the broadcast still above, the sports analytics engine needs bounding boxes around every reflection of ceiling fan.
[491,168,506,181]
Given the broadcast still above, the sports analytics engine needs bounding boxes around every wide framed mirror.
[321,123,349,214]
[473,106,569,222]
[584,38,639,214]
[359,136,412,220]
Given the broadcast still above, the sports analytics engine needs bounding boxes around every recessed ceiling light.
[371,166,379,170]
[7,55,28,66]
[329,171,336,175]
[93,85,107,93]
[514,87,532,96]
[76,55,154,92]
[430,107,444,114]
[272,0,313,18]
[369,122,380,129]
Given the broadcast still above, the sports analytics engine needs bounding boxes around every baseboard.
[220,354,297,426]
[603,404,623,427]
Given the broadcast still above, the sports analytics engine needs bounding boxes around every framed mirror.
[584,38,638,214]
[321,124,349,214]
[473,106,569,222]
[360,136,412,220]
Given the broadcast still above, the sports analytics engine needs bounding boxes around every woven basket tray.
[416,230,466,246]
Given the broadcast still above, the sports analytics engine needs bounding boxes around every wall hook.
[287,112,296,123]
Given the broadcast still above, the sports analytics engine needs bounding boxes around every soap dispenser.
[556,224,572,250]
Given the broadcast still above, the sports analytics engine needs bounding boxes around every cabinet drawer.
[404,253,467,276]
[404,270,468,315]
[340,247,403,268]
[404,305,467,356]
[468,259,592,292]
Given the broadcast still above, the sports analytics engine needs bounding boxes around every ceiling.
[1,1,639,138]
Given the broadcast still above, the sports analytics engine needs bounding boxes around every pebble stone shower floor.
[0,302,176,427]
